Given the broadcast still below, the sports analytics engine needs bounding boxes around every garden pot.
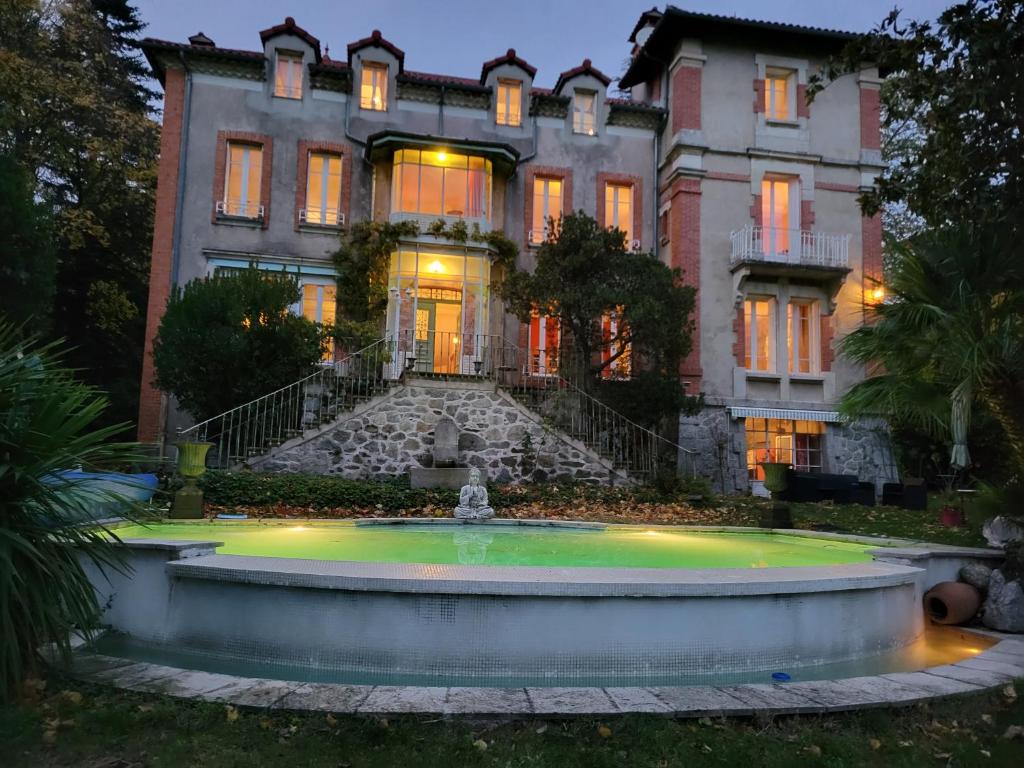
[940,506,962,527]
[172,441,213,519]
[924,581,982,625]
[176,441,213,478]
[758,462,793,529]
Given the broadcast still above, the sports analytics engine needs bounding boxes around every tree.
[499,212,696,426]
[152,269,327,422]
[0,154,56,329]
[810,0,1024,232]
[0,320,144,700]
[839,225,1024,476]
[0,0,158,429]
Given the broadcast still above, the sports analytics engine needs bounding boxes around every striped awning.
[728,407,843,422]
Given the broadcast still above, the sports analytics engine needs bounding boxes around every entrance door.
[413,298,462,374]
[414,302,436,373]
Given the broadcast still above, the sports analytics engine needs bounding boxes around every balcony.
[730,225,850,270]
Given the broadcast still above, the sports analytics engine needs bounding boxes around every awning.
[728,407,843,423]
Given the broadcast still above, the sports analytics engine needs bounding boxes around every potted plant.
[171,440,213,519]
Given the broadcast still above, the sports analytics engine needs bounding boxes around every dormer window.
[573,90,596,135]
[764,67,796,121]
[274,51,303,99]
[360,62,388,111]
[496,79,522,127]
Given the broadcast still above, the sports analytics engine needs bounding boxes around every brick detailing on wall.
[752,78,765,113]
[522,165,572,247]
[820,311,834,372]
[294,140,352,231]
[137,67,186,443]
[595,171,643,248]
[862,212,883,286]
[669,176,702,391]
[211,130,274,228]
[254,381,622,484]
[796,83,810,119]
[859,85,881,151]
[750,193,763,227]
[814,182,860,194]
[800,199,815,229]
[732,306,745,367]
[671,64,701,133]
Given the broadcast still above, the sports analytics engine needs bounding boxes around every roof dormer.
[259,17,321,63]
[555,59,611,137]
[347,29,405,73]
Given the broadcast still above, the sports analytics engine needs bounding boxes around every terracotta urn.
[924,581,982,625]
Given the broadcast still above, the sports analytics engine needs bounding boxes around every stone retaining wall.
[253,379,619,484]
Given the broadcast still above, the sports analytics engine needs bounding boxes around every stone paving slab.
[646,686,752,716]
[881,671,984,696]
[358,685,449,714]
[525,687,620,715]
[924,663,1016,688]
[718,683,826,714]
[603,687,674,714]
[445,687,533,715]
[953,657,1024,677]
[275,683,374,712]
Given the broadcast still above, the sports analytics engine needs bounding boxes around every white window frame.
[274,51,303,99]
[223,142,262,219]
[787,300,820,375]
[573,90,596,135]
[745,297,776,373]
[761,175,800,258]
[605,183,633,243]
[531,176,562,244]
[360,62,388,111]
[529,310,560,375]
[305,152,343,226]
[764,67,796,121]
[496,78,522,127]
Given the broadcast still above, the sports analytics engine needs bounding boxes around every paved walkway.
[62,633,1024,717]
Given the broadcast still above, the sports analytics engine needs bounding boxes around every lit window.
[305,153,342,225]
[600,309,631,379]
[224,142,262,218]
[302,283,336,361]
[573,90,596,135]
[746,418,824,479]
[274,51,303,99]
[744,297,775,372]
[787,301,819,374]
[761,177,797,256]
[496,79,522,126]
[391,149,492,220]
[360,62,388,111]
[604,183,633,244]
[764,68,795,120]
[531,176,562,244]
[528,310,560,375]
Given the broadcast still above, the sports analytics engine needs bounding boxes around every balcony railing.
[390,211,490,233]
[730,225,850,269]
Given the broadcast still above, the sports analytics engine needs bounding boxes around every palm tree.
[840,225,1024,476]
[0,321,146,700]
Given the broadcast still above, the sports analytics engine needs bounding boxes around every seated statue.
[453,468,495,520]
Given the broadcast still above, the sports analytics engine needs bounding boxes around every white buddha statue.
[453,468,495,520]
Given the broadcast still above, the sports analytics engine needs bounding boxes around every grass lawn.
[1,676,1022,768]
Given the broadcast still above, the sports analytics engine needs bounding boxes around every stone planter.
[924,580,982,625]
[172,441,212,519]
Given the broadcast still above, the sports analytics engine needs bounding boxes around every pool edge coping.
[55,631,1024,717]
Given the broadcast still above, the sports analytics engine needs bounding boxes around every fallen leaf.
[60,690,83,706]
[597,724,612,739]
[980,749,991,758]
[225,705,239,722]
[42,730,57,745]
[933,753,951,759]
[1002,685,1018,702]
[473,739,488,751]
[326,713,338,727]
[804,745,822,757]
[535,724,548,734]
[259,717,273,730]
[868,738,881,750]
[700,744,712,754]
[1002,725,1024,740]
[898,740,914,748]
[981,714,993,725]
[137,703,154,713]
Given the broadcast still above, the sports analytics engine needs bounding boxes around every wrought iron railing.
[178,330,697,480]
[730,225,850,269]
[178,337,393,468]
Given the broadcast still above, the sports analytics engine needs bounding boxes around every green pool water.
[113,522,874,569]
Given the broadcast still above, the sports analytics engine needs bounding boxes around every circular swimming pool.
[112,520,874,569]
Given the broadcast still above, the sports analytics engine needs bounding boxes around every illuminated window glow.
[746,418,824,479]
[573,90,596,135]
[305,153,342,225]
[274,51,303,99]
[360,62,388,110]
[604,183,634,243]
[391,149,492,220]
[531,176,562,244]
[224,142,262,218]
[496,79,522,126]
[765,68,795,120]
[744,297,775,373]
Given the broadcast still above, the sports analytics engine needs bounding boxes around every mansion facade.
[138,8,895,493]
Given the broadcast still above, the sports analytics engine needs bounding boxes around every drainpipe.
[651,66,669,255]
[438,84,446,135]
[170,51,194,289]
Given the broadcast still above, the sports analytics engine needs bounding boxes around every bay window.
[274,51,303,99]
[496,79,522,126]
[531,176,562,243]
[787,300,819,374]
[604,183,634,244]
[744,297,775,373]
[223,142,262,218]
[392,149,492,222]
[304,152,342,225]
[360,62,388,111]
[746,418,825,479]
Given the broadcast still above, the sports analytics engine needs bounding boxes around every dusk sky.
[135,0,949,90]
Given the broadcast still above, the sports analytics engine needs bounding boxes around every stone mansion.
[137,7,895,493]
